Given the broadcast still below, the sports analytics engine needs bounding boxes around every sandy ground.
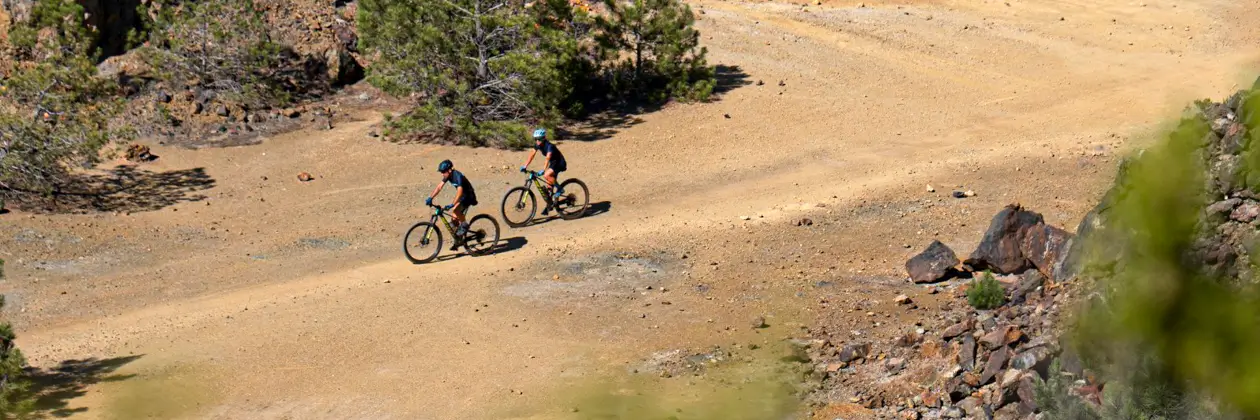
[2,0,1259,418]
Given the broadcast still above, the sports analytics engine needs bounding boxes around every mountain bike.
[500,170,589,228]
[403,203,501,264]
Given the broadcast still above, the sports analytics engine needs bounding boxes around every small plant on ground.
[967,271,1005,310]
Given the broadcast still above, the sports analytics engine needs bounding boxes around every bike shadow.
[518,201,613,228]
[436,236,529,262]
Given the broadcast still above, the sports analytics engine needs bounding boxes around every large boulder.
[324,46,364,87]
[966,204,1044,274]
[1019,222,1074,281]
[906,240,960,283]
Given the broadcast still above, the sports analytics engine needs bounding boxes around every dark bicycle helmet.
[437,159,453,172]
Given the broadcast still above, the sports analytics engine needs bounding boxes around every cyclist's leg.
[543,168,559,193]
[450,203,469,250]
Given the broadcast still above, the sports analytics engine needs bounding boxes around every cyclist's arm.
[428,181,445,200]
[524,149,537,168]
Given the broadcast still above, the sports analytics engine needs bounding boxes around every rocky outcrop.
[906,240,959,284]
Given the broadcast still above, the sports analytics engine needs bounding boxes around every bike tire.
[403,222,443,264]
[500,186,537,228]
[556,179,590,220]
[463,215,501,256]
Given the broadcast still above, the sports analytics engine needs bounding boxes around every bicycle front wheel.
[555,179,590,220]
[464,215,501,256]
[500,186,537,228]
[403,222,442,264]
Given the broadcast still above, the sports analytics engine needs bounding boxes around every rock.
[123,144,155,162]
[959,335,977,371]
[896,332,923,347]
[1016,375,1039,414]
[884,357,906,373]
[952,191,966,198]
[283,108,302,118]
[962,371,981,387]
[751,316,767,329]
[298,172,315,182]
[980,346,1011,385]
[1011,270,1045,305]
[1058,347,1084,377]
[324,46,365,86]
[942,407,963,418]
[964,190,976,197]
[906,240,960,283]
[957,397,984,418]
[1000,369,1023,389]
[1208,199,1241,219]
[1019,222,1074,280]
[966,204,1044,274]
[920,340,944,358]
[97,52,154,81]
[993,403,1022,420]
[1212,117,1232,135]
[334,23,359,52]
[798,218,814,226]
[1231,201,1260,223]
[927,184,935,193]
[839,342,871,363]
[156,91,172,103]
[981,325,1023,350]
[894,294,912,305]
[942,319,973,340]
[215,104,231,117]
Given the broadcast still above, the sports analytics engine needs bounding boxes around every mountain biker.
[520,128,567,215]
[425,159,478,250]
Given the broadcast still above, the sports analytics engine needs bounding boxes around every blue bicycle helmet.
[532,128,547,140]
[437,159,453,173]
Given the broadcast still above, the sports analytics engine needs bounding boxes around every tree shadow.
[26,355,144,418]
[713,64,753,96]
[10,166,215,214]
[435,236,529,262]
[559,64,752,142]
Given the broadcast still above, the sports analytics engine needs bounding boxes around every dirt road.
[3,0,1258,418]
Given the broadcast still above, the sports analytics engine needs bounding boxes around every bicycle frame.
[518,172,556,206]
[423,206,458,242]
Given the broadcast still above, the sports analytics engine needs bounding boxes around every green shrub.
[967,271,1005,310]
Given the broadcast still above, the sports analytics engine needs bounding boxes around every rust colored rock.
[980,347,1011,385]
[1232,201,1260,223]
[1019,222,1074,280]
[942,319,974,340]
[966,204,1044,274]
[919,340,944,359]
[981,325,1024,350]
[906,240,960,283]
[962,371,982,387]
[298,172,314,182]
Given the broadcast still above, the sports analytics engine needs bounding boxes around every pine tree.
[595,0,714,103]
[0,0,132,201]
[359,0,566,147]
[0,260,32,417]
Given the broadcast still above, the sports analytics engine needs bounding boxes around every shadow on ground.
[26,355,143,418]
[517,201,613,228]
[435,236,529,262]
[559,64,752,142]
[8,165,215,214]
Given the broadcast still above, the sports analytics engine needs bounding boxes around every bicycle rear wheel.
[555,179,590,220]
[403,222,442,264]
[463,215,501,256]
[500,186,536,228]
